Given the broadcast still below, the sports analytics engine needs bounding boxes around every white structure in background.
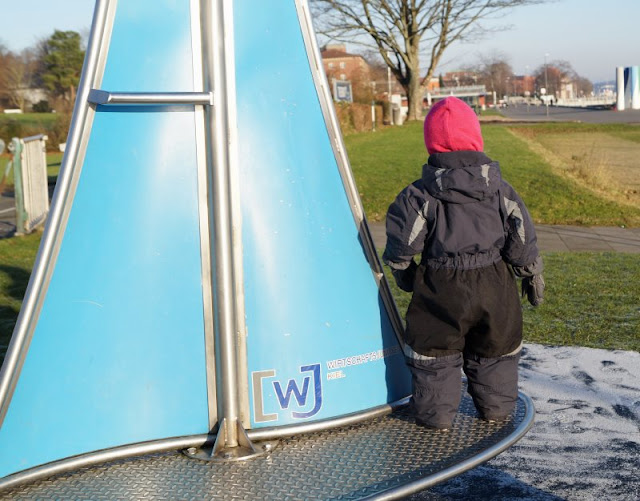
[6,135,50,234]
[390,93,407,125]
[616,66,640,110]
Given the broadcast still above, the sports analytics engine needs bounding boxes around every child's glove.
[522,274,545,306]
[390,260,418,293]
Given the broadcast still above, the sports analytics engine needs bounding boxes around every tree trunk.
[404,46,423,121]
[407,76,423,121]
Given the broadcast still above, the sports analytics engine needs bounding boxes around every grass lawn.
[383,251,640,352]
[0,112,58,129]
[0,152,63,189]
[507,123,640,208]
[0,121,639,365]
[0,232,41,360]
[345,121,640,227]
[0,234,638,365]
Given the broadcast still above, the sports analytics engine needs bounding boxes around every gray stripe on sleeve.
[481,164,491,186]
[435,169,446,191]
[504,196,526,243]
[407,201,429,247]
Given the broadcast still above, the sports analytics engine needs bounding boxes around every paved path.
[2,190,639,252]
[368,221,640,253]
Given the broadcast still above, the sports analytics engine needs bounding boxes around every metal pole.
[371,81,376,131]
[544,53,549,117]
[201,0,240,448]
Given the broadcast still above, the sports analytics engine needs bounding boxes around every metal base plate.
[0,393,533,500]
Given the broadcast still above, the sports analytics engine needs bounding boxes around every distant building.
[320,44,371,85]
[594,81,615,96]
[0,88,49,112]
[441,70,480,88]
[424,71,486,109]
[512,75,535,96]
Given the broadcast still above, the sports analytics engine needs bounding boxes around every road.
[497,104,640,124]
[0,192,15,238]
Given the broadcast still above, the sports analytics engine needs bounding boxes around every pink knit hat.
[423,97,483,154]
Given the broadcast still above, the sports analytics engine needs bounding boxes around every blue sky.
[1,0,638,83]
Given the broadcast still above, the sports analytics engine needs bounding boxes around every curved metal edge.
[363,392,536,501]
[246,396,410,441]
[0,394,532,495]
[0,397,409,493]
[293,0,407,347]
[0,435,210,493]
[0,0,115,429]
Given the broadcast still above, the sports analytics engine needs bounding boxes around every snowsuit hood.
[422,151,501,204]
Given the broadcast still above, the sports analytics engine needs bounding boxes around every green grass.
[0,233,41,360]
[0,152,63,188]
[0,112,58,128]
[0,121,638,363]
[345,121,640,226]
[346,123,427,221]
[0,235,637,365]
[478,108,504,117]
[383,251,640,352]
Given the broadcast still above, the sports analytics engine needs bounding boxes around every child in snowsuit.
[383,97,544,429]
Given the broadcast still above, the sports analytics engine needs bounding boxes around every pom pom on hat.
[423,97,484,154]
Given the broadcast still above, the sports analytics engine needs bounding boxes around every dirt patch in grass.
[509,128,640,208]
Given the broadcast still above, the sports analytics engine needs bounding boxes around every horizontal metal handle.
[88,89,213,106]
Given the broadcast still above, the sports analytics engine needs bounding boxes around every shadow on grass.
[0,264,31,366]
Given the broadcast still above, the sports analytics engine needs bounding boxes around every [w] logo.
[252,364,322,423]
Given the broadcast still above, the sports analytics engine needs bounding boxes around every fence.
[9,134,50,234]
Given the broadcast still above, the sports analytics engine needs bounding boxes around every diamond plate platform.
[0,393,533,500]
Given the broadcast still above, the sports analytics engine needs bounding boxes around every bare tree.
[311,0,545,120]
[574,76,593,97]
[477,54,514,102]
[0,50,38,111]
[532,60,592,99]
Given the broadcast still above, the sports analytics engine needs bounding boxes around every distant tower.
[616,67,625,110]
[616,66,640,110]
[631,66,640,109]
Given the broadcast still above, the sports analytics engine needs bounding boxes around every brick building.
[511,75,535,96]
[320,44,371,82]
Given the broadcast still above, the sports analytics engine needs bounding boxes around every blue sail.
[0,0,210,479]
[235,0,410,427]
[0,0,410,481]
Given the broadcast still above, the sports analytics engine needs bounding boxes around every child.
[383,97,544,430]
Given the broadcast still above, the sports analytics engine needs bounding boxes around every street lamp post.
[525,65,530,112]
[544,53,549,116]
[386,51,393,124]
[371,81,376,131]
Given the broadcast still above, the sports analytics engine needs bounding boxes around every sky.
[0,0,638,84]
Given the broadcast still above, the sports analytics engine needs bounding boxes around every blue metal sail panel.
[0,0,208,479]
[102,1,196,92]
[236,1,411,427]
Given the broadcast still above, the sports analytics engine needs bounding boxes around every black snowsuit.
[383,150,541,428]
